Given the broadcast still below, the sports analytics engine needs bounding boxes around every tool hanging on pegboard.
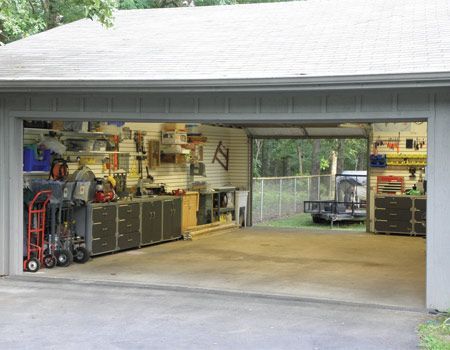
[212,141,229,171]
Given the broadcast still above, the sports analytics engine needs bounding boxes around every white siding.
[23,122,249,192]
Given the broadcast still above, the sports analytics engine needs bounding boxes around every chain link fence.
[252,175,335,223]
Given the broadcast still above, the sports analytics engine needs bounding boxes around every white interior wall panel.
[23,122,249,192]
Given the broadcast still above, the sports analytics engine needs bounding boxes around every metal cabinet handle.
[102,212,108,216]
[127,239,133,242]
[119,219,125,222]
[102,227,108,231]
[101,243,108,247]
[126,224,132,228]
[93,238,100,241]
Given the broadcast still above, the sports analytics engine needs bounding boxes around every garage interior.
[21,119,427,309]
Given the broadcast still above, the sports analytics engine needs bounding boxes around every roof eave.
[1,72,450,93]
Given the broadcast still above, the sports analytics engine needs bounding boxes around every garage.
[1,1,450,311]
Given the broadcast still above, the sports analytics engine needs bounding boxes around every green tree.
[0,0,115,44]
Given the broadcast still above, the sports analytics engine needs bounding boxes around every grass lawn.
[419,312,450,350]
[257,213,366,231]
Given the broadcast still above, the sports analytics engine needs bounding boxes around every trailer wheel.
[73,247,90,264]
[55,249,73,267]
[26,258,40,273]
[43,255,57,269]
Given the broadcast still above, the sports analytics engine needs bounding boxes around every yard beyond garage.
[35,227,426,309]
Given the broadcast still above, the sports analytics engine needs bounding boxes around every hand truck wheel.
[26,258,40,273]
[55,249,73,267]
[73,247,90,264]
[43,254,57,269]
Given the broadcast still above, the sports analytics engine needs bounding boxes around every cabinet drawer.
[415,199,426,211]
[118,203,140,219]
[414,210,427,222]
[414,222,426,234]
[375,197,412,210]
[92,206,117,223]
[375,220,412,233]
[92,236,116,254]
[118,231,140,250]
[92,221,116,239]
[118,219,140,234]
[375,209,411,221]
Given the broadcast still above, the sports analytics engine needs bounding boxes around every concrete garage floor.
[37,227,426,309]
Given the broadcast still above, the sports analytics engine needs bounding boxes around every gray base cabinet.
[142,200,163,245]
[81,196,182,256]
[163,198,182,241]
[374,195,426,236]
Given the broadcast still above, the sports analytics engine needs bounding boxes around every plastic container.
[23,147,52,172]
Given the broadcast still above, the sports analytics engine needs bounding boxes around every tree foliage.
[253,138,367,178]
[0,0,116,44]
[0,0,296,44]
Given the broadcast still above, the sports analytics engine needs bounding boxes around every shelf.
[213,207,235,212]
[24,128,117,138]
[23,171,48,175]
[65,151,133,156]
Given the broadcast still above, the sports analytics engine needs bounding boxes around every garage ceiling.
[219,123,370,138]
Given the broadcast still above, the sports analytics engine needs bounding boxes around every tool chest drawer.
[118,203,140,219]
[92,236,117,255]
[92,221,116,239]
[92,205,117,223]
[414,222,426,234]
[414,210,427,222]
[118,231,140,250]
[375,209,411,221]
[415,198,426,211]
[375,220,413,233]
[375,196,412,210]
[118,218,140,234]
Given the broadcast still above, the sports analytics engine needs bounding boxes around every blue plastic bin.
[23,147,51,172]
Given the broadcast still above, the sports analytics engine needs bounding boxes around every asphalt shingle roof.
[1,0,450,81]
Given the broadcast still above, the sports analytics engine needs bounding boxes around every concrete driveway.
[38,227,426,309]
[0,278,425,350]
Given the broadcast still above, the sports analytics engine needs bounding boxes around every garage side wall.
[427,93,450,311]
[0,96,24,276]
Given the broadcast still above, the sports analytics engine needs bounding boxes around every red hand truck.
[23,190,52,272]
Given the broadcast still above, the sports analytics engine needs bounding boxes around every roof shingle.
[1,0,450,81]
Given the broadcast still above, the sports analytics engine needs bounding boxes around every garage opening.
[251,136,368,231]
[21,119,427,309]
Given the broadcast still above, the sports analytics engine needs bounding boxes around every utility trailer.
[304,172,367,225]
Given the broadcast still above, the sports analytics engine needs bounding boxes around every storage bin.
[23,146,51,172]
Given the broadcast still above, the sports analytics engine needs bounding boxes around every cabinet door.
[142,201,162,244]
[162,200,174,240]
[172,198,182,236]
